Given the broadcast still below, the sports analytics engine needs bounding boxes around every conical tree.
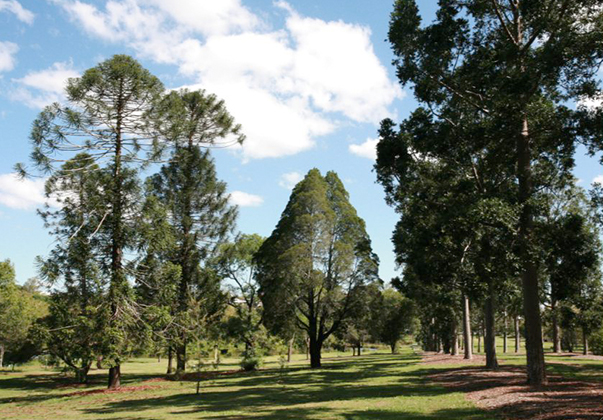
[256,169,379,368]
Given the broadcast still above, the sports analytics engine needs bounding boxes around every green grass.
[0,347,493,420]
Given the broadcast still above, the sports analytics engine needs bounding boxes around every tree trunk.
[306,337,309,360]
[176,340,186,374]
[477,332,481,353]
[108,364,121,389]
[463,295,473,359]
[552,299,561,353]
[518,116,547,386]
[214,345,219,365]
[484,284,499,369]
[0,343,4,368]
[391,343,396,354]
[357,343,362,356]
[167,346,173,374]
[96,355,103,369]
[515,315,520,353]
[452,315,459,356]
[583,327,589,355]
[503,311,508,354]
[309,335,322,368]
[76,363,90,384]
[108,115,125,390]
[287,337,294,362]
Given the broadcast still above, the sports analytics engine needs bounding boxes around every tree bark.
[176,340,186,373]
[108,364,121,389]
[309,335,322,368]
[287,337,294,363]
[477,332,481,353]
[306,337,309,360]
[552,299,561,353]
[484,284,499,369]
[463,295,472,360]
[515,315,520,353]
[357,343,362,356]
[167,346,173,374]
[518,116,547,386]
[0,343,4,368]
[583,327,589,355]
[503,311,508,354]
[452,320,459,356]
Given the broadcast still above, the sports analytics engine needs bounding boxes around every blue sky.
[0,0,601,284]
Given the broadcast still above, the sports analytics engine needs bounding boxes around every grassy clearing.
[1,347,491,420]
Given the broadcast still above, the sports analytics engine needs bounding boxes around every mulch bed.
[423,353,603,420]
[65,384,161,397]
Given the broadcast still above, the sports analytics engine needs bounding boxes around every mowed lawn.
[0,347,491,420]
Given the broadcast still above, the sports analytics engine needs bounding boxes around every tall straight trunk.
[515,315,520,353]
[552,299,561,353]
[167,346,173,374]
[357,343,362,356]
[477,332,482,353]
[0,343,3,368]
[518,116,547,386]
[484,284,499,369]
[352,346,356,356]
[176,339,186,373]
[583,327,589,355]
[503,311,508,354]
[463,295,472,359]
[176,142,197,375]
[214,345,220,364]
[391,342,397,354]
[287,337,294,363]
[452,320,459,356]
[108,115,124,390]
[306,337,309,360]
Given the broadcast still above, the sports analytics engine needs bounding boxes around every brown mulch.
[176,369,243,381]
[421,351,489,365]
[65,384,161,397]
[424,353,603,420]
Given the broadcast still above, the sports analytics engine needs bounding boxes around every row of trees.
[9,55,416,387]
[378,0,603,386]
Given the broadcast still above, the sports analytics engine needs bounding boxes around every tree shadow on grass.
[81,354,459,418]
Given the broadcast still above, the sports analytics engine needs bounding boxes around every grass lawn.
[0,347,493,420]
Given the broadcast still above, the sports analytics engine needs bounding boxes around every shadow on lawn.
[82,353,487,419]
[0,370,162,405]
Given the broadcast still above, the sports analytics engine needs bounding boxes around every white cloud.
[0,0,34,24]
[54,0,402,160]
[0,173,49,210]
[579,95,602,111]
[0,41,18,72]
[11,61,79,108]
[279,171,303,189]
[592,175,603,186]
[229,190,264,207]
[349,137,379,160]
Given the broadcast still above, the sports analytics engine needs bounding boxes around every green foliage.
[0,260,48,367]
[256,169,379,367]
[240,348,263,371]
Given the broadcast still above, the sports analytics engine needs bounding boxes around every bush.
[240,350,262,371]
[590,329,603,355]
